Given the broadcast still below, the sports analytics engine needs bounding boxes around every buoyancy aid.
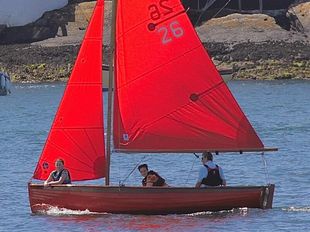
[52,169,71,184]
[0,74,5,89]
[142,170,165,186]
[201,164,223,186]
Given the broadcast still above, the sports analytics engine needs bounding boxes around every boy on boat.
[138,164,168,187]
[44,159,71,186]
[195,152,226,188]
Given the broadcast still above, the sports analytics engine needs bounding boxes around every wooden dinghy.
[28,0,277,214]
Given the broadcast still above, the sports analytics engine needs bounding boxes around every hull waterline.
[28,183,274,214]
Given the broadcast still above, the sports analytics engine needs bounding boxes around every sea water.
[0,81,309,231]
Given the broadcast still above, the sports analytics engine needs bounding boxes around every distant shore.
[206,41,310,80]
[0,1,309,82]
[0,39,309,83]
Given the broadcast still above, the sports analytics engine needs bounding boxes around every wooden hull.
[28,183,274,215]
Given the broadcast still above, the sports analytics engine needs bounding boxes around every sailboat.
[28,0,277,214]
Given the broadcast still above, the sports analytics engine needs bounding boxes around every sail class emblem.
[123,134,129,141]
[42,162,49,169]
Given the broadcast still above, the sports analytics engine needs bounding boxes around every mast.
[106,0,118,186]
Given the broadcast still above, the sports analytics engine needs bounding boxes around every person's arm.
[44,172,53,186]
[195,181,202,188]
[195,167,206,188]
[44,170,68,185]
[146,182,154,187]
[153,171,166,186]
[142,178,146,186]
[219,167,226,186]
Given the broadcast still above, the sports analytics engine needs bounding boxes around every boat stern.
[261,184,275,209]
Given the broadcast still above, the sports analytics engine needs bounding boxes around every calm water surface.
[0,81,309,231]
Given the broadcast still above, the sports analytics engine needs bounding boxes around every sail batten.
[33,0,105,181]
[114,0,264,152]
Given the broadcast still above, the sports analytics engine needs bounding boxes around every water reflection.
[33,207,260,232]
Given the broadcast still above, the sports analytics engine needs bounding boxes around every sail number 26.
[157,21,184,44]
[148,0,184,44]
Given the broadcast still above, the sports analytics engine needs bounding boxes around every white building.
[0,0,68,27]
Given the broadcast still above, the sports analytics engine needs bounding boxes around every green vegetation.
[220,60,310,80]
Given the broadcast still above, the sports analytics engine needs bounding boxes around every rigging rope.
[261,152,270,184]
[185,154,199,185]
[193,152,200,159]
[119,155,147,186]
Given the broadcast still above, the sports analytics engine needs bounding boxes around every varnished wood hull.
[28,183,274,214]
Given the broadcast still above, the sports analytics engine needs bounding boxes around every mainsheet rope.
[261,152,271,184]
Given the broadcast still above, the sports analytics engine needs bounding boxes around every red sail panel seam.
[153,10,186,27]
[63,128,95,164]
[146,122,234,142]
[199,99,241,132]
[83,128,101,160]
[47,139,94,169]
[136,81,225,132]
[198,81,224,97]
[117,44,202,89]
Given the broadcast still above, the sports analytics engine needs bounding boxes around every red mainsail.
[33,0,105,180]
[114,0,264,152]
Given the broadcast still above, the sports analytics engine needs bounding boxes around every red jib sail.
[33,0,105,180]
[114,0,264,152]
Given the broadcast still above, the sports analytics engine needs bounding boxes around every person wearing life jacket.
[138,164,168,187]
[0,72,11,94]
[195,152,226,188]
[4,73,11,94]
[44,158,71,186]
[0,73,5,90]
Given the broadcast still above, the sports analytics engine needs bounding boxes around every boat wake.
[34,204,106,216]
[187,207,249,216]
[283,207,310,212]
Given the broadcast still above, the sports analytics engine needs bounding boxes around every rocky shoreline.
[0,1,309,82]
[0,40,309,83]
[206,40,310,80]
